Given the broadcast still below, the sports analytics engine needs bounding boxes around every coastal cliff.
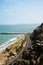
[12,23,43,65]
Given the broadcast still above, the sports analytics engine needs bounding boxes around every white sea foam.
[0,37,17,53]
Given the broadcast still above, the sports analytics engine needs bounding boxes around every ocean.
[0,24,40,46]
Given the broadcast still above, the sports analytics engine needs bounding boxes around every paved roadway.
[8,33,31,65]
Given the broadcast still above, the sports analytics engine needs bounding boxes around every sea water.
[0,24,40,46]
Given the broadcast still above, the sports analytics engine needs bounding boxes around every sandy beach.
[0,34,26,65]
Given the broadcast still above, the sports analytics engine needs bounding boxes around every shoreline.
[0,34,25,53]
[0,37,17,53]
[0,34,26,65]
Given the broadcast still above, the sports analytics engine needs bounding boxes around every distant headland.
[0,32,25,35]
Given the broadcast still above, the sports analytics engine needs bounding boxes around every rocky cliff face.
[9,23,43,65]
[30,23,43,52]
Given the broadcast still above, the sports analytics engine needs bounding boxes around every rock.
[41,41,43,44]
[13,59,30,65]
[36,40,40,43]
[10,23,43,65]
[22,50,32,60]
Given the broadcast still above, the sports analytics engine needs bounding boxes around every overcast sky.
[0,0,43,25]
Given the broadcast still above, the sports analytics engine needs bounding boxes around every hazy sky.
[0,0,43,25]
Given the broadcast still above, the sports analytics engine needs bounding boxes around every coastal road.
[25,33,31,49]
[8,33,31,65]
